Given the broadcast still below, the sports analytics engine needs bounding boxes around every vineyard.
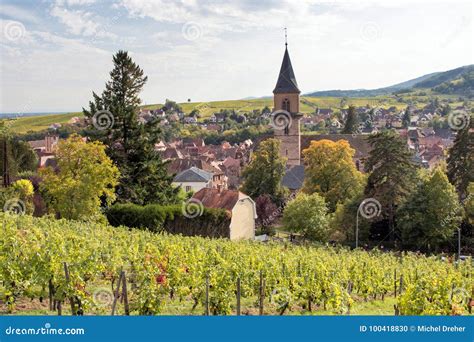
[0,213,472,316]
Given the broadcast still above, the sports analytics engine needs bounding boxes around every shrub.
[106,202,231,238]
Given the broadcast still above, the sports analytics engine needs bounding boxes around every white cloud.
[50,6,100,36]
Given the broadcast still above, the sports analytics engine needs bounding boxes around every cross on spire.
[284,27,287,47]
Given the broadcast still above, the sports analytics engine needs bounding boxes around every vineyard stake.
[111,271,124,316]
[205,274,210,316]
[259,271,265,316]
[399,275,404,295]
[122,271,130,316]
[48,279,54,311]
[236,277,241,316]
[63,262,77,315]
[394,269,397,298]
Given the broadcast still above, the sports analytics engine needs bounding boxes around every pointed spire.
[273,42,300,94]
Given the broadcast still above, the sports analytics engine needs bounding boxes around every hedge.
[106,203,231,238]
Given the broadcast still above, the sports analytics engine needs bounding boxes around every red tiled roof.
[192,188,241,212]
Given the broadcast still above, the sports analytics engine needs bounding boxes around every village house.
[172,167,213,193]
[192,188,257,240]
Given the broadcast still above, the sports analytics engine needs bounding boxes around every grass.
[3,112,82,134]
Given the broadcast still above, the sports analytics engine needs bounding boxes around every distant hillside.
[306,65,473,98]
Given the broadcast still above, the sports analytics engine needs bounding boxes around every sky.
[0,0,473,113]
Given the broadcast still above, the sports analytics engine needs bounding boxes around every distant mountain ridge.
[305,65,474,98]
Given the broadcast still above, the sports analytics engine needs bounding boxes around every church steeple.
[273,44,300,94]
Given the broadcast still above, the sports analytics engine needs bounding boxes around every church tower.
[272,41,302,166]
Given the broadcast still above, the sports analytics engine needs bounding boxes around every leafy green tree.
[241,138,287,204]
[302,139,365,212]
[365,131,418,237]
[0,179,35,215]
[465,183,474,225]
[83,51,179,205]
[163,99,182,114]
[447,118,474,199]
[341,105,358,134]
[398,168,462,251]
[283,192,330,241]
[0,129,37,184]
[40,135,120,221]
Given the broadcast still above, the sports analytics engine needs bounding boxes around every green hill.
[305,65,474,98]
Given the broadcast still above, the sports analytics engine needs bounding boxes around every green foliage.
[402,107,411,128]
[447,118,474,199]
[283,192,330,241]
[365,131,418,233]
[83,50,179,205]
[241,138,287,204]
[341,105,359,134]
[0,136,37,183]
[106,202,230,238]
[0,179,35,215]
[40,135,119,221]
[398,168,463,251]
[302,139,365,212]
[0,213,471,316]
[466,183,474,225]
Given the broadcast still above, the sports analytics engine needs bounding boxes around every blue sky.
[0,0,473,113]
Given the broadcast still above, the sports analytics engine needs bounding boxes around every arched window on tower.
[282,98,290,112]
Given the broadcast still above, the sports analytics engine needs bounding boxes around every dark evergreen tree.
[402,107,411,128]
[341,105,358,134]
[364,131,418,239]
[83,50,179,205]
[447,117,474,200]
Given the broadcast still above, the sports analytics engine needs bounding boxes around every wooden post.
[394,269,397,298]
[236,277,241,316]
[57,301,62,316]
[48,279,54,311]
[399,275,404,295]
[259,271,265,315]
[122,271,130,316]
[63,262,76,315]
[205,274,210,316]
[111,272,124,316]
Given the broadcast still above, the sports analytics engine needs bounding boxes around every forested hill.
[305,65,474,98]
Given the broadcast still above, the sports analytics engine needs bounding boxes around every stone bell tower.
[272,40,302,166]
